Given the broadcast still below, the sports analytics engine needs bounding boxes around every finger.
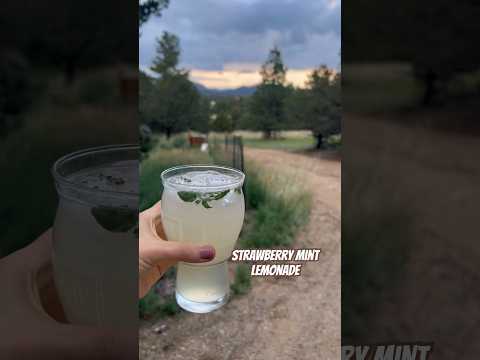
[2,229,52,273]
[146,241,216,265]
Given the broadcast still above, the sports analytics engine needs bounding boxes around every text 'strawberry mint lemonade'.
[161,165,245,313]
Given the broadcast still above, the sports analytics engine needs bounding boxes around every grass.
[242,137,316,151]
[140,148,212,211]
[210,130,316,151]
[342,160,412,341]
[139,141,312,318]
[139,292,181,319]
[0,69,136,257]
[239,163,311,248]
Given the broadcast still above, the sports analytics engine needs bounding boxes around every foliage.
[260,46,287,86]
[209,99,236,133]
[139,0,169,27]
[151,32,183,77]
[140,147,212,211]
[231,264,251,295]
[139,292,180,319]
[287,66,341,149]
[140,33,203,138]
[148,73,201,138]
[239,164,311,248]
[0,78,136,256]
[344,0,480,105]
[250,47,291,139]
[0,51,32,137]
[342,205,411,340]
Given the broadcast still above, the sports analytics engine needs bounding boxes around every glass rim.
[52,144,139,199]
[161,164,245,191]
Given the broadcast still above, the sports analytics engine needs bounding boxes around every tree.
[343,0,480,106]
[148,74,200,138]
[144,32,201,138]
[190,97,211,134]
[260,46,287,86]
[150,32,182,77]
[139,0,169,27]
[139,70,154,123]
[209,100,235,133]
[287,66,341,149]
[250,47,290,139]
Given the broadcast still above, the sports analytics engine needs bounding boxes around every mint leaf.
[91,206,137,233]
[234,186,242,194]
[213,190,229,200]
[195,199,201,204]
[178,191,197,202]
[201,200,212,209]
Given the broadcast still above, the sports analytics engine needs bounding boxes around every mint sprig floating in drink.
[177,189,230,208]
[91,206,138,233]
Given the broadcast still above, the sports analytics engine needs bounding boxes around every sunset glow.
[190,67,314,89]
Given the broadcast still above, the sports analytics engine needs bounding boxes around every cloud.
[139,0,340,88]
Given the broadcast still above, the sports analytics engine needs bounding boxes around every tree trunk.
[263,130,272,139]
[315,133,323,149]
[422,69,437,106]
[165,128,172,139]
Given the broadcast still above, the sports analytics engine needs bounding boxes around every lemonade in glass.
[161,165,245,313]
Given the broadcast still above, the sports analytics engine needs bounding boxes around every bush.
[244,169,267,209]
[76,71,119,105]
[172,135,188,148]
[139,292,181,319]
[240,192,310,248]
[231,264,251,295]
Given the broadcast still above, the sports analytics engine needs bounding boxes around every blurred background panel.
[0,0,138,257]
[342,0,480,358]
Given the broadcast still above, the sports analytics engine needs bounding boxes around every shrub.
[231,264,251,295]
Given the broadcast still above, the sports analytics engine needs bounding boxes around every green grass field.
[242,137,316,151]
[209,130,317,151]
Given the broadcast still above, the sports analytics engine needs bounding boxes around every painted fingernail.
[199,246,215,260]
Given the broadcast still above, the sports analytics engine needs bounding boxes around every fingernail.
[199,246,215,260]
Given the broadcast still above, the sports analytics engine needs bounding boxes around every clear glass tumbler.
[161,165,245,313]
[52,145,138,326]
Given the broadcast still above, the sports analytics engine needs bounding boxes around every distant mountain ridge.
[194,83,257,97]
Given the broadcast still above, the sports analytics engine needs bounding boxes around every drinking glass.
[52,145,138,326]
[161,165,245,313]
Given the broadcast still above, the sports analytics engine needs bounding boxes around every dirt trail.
[140,148,341,360]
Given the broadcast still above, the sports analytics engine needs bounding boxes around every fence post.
[232,136,237,169]
[239,136,244,173]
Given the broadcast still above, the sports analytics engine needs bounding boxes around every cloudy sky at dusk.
[140,0,341,89]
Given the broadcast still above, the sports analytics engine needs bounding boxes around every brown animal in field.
[188,133,207,147]
[117,65,138,104]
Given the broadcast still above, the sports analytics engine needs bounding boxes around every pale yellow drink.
[52,146,138,326]
[161,166,245,313]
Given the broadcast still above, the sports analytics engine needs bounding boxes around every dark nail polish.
[199,247,215,260]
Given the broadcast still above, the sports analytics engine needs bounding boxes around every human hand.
[139,200,216,298]
[0,230,136,360]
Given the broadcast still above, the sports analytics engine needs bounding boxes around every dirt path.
[139,148,341,360]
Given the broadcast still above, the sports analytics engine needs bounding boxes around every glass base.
[175,290,229,313]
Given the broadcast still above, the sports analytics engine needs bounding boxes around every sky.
[139,0,341,89]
